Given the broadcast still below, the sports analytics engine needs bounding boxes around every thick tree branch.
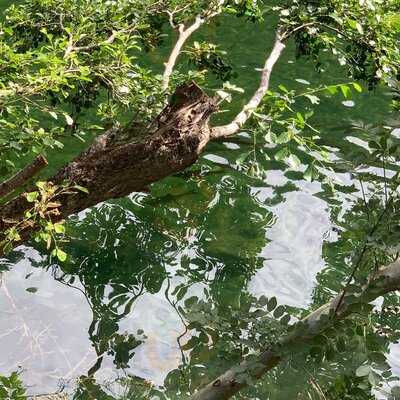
[0,83,217,254]
[211,35,286,139]
[190,259,400,400]
[0,155,48,199]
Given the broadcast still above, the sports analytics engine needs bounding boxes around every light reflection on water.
[249,191,331,309]
[0,249,96,393]
[0,183,334,395]
[0,2,399,397]
[1,148,400,397]
[1,163,400,398]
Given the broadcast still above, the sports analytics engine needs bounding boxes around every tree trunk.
[0,82,217,251]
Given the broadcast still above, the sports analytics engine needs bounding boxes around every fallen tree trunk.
[190,259,400,400]
[0,82,217,251]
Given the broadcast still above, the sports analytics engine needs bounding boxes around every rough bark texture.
[0,83,217,248]
[29,394,68,400]
[0,154,48,198]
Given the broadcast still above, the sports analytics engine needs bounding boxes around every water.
[0,3,397,399]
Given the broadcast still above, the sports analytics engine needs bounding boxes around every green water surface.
[0,2,398,399]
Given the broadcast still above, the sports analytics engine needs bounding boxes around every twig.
[162,17,205,91]
[333,190,396,316]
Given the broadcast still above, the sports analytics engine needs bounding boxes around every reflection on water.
[249,191,330,309]
[1,3,399,398]
[2,143,400,398]
[0,172,334,395]
[0,248,95,393]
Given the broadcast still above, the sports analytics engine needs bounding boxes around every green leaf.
[36,181,46,190]
[267,297,277,311]
[304,94,320,104]
[295,78,310,85]
[286,153,301,169]
[265,130,277,144]
[273,305,285,318]
[368,370,379,386]
[236,150,252,164]
[326,85,339,95]
[304,164,319,182]
[340,85,351,99]
[258,296,268,307]
[356,364,371,377]
[278,84,289,93]
[56,249,67,262]
[73,185,89,194]
[26,191,39,202]
[54,223,65,234]
[280,313,291,325]
[276,131,292,144]
[275,147,289,161]
[64,113,74,126]
[352,82,363,92]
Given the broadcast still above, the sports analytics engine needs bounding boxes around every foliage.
[277,0,400,88]
[0,372,26,400]
[1,0,400,399]
[0,181,88,258]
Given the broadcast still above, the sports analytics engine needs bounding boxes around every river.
[0,2,397,399]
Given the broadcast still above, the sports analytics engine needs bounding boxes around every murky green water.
[0,2,398,399]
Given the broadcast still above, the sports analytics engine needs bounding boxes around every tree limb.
[190,259,400,400]
[0,154,48,200]
[211,35,286,139]
[0,83,217,254]
[162,1,225,91]
[162,17,205,91]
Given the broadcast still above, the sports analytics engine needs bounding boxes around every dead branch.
[0,155,48,200]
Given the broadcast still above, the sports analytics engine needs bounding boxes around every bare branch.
[211,35,286,139]
[64,29,130,59]
[0,155,48,199]
[162,1,225,91]
[162,17,205,91]
[190,258,400,400]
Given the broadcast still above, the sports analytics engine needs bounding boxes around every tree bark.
[0,82,217,251]
[0,155,48,198]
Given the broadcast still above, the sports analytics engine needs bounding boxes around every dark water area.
[0,2,399,399]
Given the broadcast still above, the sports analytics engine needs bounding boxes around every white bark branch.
[211,35,286,139]
[162,1,225,91]
[190,259,400,400]
[162,17,205,91]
